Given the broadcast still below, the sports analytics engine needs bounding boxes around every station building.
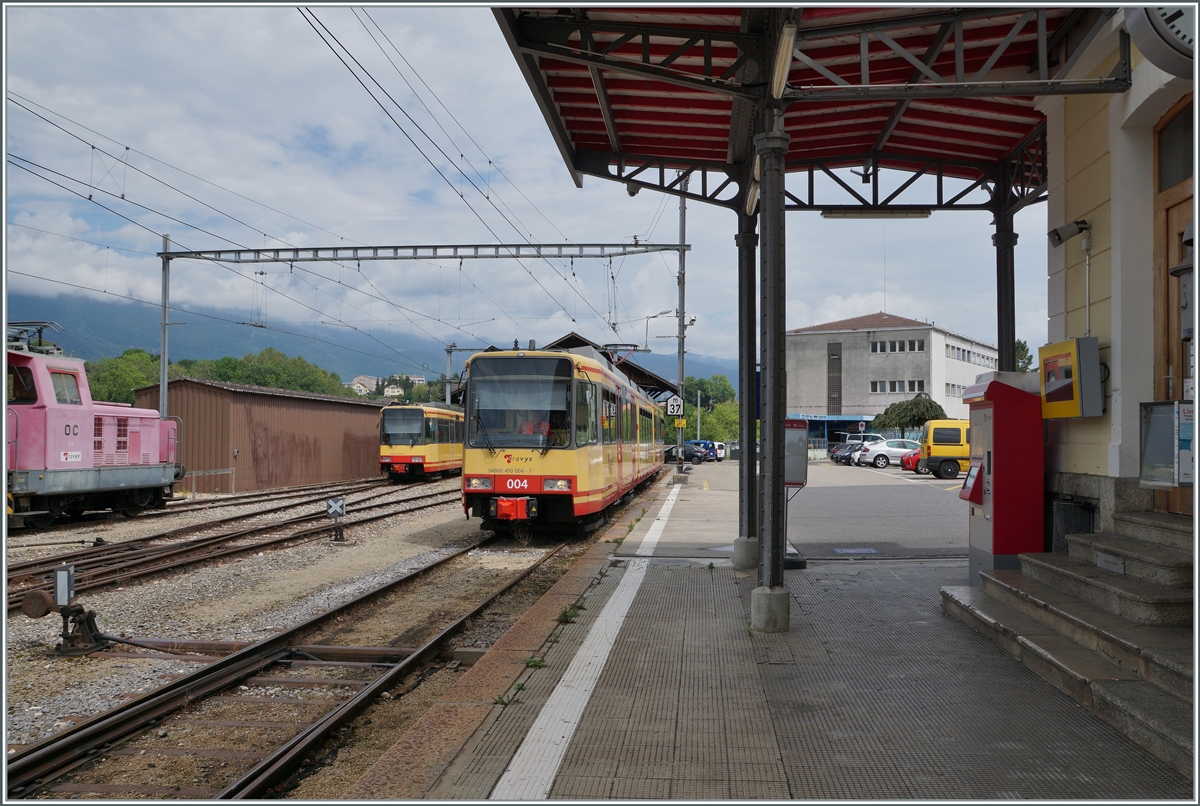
[786,312,998,435]
[1039,14,1192,527]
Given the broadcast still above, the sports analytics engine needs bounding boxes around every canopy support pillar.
[994,201,1019,372]
[733,211,759,569]
[752,114,790,632]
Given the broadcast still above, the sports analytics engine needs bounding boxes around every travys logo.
[505,454,512,464]
[60,451,82,463]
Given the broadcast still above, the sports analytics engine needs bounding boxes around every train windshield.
[381,408,425,446]
[467,357,572,449]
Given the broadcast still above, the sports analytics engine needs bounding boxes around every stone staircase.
[941,510,1194,778]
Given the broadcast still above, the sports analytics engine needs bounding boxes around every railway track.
[6,537,565,799]
[7,484,459,612]
[9,479,390,537]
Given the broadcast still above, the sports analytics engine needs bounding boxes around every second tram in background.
[461,344,664,539]
[379,402,464,481]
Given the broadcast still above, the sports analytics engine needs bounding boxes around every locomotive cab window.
[382,408,424,446]
[7,366,37,404]
[468,357,572,449]
[50,372,82,405]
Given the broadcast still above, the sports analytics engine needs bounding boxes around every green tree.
[86,348,159,404]
[1015,339,1034,372]
[871,395,948,439]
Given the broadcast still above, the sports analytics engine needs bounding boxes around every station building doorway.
[1154,96,1193,516]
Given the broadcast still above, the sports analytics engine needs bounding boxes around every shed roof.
[137,378,386,409]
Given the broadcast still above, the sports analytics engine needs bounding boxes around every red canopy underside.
[524,7,1058,177]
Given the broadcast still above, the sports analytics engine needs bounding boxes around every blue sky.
[5,5,1050,369]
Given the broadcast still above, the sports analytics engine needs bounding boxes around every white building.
[383,384,403,397]
[786,312,999,430]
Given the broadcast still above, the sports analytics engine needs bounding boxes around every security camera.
[688,316,697,326]
[626,184,640,197]
[1048,219,1090,248]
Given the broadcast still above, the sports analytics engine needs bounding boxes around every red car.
[901,448,930,474]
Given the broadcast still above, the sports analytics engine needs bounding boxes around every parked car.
[856,439,921,468]
[901,448,930,474]
[917,419,971,479]
[829,443,860,465]
[849,443,868,466]
[838,432,886,446]
[666,444,705,465]
[714,442,727,461]
[685,439,717,461]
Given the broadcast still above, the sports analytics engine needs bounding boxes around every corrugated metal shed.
[134,379,383,493]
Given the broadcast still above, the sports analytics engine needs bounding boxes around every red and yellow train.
[379,403,464,480]
[461,345,664,538]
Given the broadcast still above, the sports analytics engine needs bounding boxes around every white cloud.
[5,5,1052,367]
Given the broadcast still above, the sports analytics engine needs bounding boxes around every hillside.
[7,292,740,393]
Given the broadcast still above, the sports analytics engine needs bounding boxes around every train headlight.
[466,477,492,490]
[543,478,572,491]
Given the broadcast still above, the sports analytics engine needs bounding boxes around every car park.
[856,439,920,468]
[685,439,717,461]
[666,444,705,465]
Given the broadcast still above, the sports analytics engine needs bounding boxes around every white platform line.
[489,485,681,799]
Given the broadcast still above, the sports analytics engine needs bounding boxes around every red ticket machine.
[960,373,1044,585]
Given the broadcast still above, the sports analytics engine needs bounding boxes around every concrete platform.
[351,461,1193,799]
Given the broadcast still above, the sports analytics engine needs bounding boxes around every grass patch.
[557,601,584,623]
[524,657,547,668]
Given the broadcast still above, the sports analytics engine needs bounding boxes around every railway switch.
[19,563,111,656]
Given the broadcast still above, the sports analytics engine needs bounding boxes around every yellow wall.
[1051,49,1119,475]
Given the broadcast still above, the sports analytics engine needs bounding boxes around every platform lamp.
[771,20,797,99]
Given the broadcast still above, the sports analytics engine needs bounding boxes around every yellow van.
[917,419,970,479]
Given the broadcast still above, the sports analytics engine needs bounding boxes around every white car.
[714,442,727,461]
[856,439,921,468]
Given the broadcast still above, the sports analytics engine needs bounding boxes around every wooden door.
[1153,96,1194,516]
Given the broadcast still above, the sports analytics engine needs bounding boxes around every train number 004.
[504,477,530,490]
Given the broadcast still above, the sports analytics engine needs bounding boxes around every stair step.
[1111,511,1194,551]
[1019,553,1192,626]
[942,586,1194,779]
[1066,532,1193,588]
[942,586,1142,703]
[983,569,1192,701]
[1092,680,1194,778]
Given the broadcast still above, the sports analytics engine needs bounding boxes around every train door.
[45,369,85,471]
[616,388,626,485]
[602,388,617,499]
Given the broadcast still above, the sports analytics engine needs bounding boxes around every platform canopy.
[496,6,1130,215]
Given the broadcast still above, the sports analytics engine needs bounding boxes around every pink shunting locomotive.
[6,322,184,528]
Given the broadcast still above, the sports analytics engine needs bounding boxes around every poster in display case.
[1139,401,1194,488]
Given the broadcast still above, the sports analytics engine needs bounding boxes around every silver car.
[856,439,920,468]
